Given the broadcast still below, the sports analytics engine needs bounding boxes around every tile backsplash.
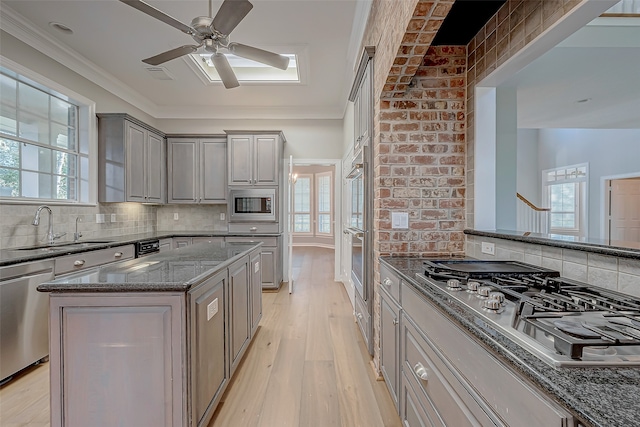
[156,204,228,232]
[0,202,158,249]
[466,234,640,298]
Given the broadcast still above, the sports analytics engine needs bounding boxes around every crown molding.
[0,5,160,117]
[153,104,343,120]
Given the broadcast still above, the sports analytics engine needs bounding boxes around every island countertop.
[37,241,261,293]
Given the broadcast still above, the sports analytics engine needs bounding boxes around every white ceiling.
[1,0,370,120]
[504,17,640,129]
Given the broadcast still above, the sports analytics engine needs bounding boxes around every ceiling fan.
[119,0,290,89]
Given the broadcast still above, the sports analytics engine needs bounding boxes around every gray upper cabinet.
[167,136,226,204]
[349,47,374,157]
[227,132,284,186]
[98,114,165,203]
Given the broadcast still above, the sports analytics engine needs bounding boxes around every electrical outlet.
[95,214,105,224]
[481,242,495,255]
[173,213,179,221]
[110,214,117,222]
[219,212,225,221]
[207,298,218,321]
[391,212,409,229]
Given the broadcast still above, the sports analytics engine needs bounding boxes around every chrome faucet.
[32,205,66,245]
[74,216,83,242]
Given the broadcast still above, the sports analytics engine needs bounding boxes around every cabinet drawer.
[55,245,135,276]
[225,236,277,247]
[380,263,401,303]
[191,237,224,245]
[227,223,280,234]
[402,315,495,427]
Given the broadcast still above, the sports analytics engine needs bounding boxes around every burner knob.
[483,298,502,311]
[467,281,480,292]
[478,286,493,298]
[489,291,505,304]
[446,279,462,291]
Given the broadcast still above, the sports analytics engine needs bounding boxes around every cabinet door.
[380,289,400,410]
[126,122,147,202]
[200,139,227,202]
[249,251,262,335]
[353,90,361,152]
[359,66,371,145]
[189,270,227,427]
[228,136,252,185]
[173,237,192,249]
[168,139,198,203]
[229,258,250,375]
[146,131,164,202]
[259,248,276,289]
[254,136,278,185]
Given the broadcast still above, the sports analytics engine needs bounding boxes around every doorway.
[606,176,640,245]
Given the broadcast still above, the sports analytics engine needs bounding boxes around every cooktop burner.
[418,260,640,367]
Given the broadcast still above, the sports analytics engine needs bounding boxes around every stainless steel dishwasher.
[0,259,54,383]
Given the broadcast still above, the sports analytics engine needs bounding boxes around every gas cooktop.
[419,260,640,367]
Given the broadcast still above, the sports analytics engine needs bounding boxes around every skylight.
[188,53,299,83]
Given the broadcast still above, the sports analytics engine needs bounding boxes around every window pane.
[0,167,19,196]
[318,213,331,234]
[55,175,75,200]
[55,151,76,176]
[19,112,49,144]
[79,155,89,201]
[0,104,17,136]
[51,123,76,150]
[294,177,311,212]
[0,139,19,168]
[21,170,52,198]
[317,175,330,212]
[294,214,310,232]
[0,74,17,108]
[22,144,52,173]
[19,83,49,118]
[50,97,75,125]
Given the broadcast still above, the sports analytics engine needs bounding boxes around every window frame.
[316,171,333,235]
[542,163,588,237]
[0,57,97,206]
[293,174,313,235]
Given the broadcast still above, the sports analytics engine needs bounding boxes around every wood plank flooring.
[0,247,400,427]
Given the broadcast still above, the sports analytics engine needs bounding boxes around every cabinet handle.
[414,362,429,381]
[249,227,257,232]
[73,260,85,267]
[356,312,363,320]
[383,278,392,287]
[392,319,399,326]
[114,252,123,258]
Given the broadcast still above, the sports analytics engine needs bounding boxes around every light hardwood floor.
[0,247,400,427]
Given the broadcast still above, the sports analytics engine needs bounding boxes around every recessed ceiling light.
[576,98,592,104]
[49,22,73,35]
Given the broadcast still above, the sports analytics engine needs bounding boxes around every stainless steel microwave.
[228,188,277,222]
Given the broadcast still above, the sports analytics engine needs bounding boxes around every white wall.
[342,101,355,158]
[516,129,540,205]
[533,128,640,238]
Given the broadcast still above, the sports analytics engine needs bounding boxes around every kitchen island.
[37,241,263,427]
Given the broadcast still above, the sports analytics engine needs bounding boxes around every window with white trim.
[0,67,91,203]
[293,175,312,233]
[316,172,332,234]
[543,164,588,237]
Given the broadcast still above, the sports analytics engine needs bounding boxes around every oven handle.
[344,227,364,239]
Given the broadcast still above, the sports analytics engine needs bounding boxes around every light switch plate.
[173,213,179,221]
[207,298,218,321]
[391,212,409,229]
[481,242,495,255]
[220,212,225,221]
[95,214,105,224]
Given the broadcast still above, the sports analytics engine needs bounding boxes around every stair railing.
[516,193,550,234]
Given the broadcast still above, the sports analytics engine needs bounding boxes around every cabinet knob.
[414,362,429,381]
[392,319,399,326]
[73,260,86,267]
[249,227,257,232]
[383,278,392,287]
[356,312,363,320]
[114,252,123,258]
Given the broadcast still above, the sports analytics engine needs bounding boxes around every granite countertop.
[37,241,261,293]
[0,230,280,266]
[380,256,640,427]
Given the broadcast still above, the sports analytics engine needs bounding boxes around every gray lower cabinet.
[167,137,227,204]
[249,250,262,336]
[225,236,282,290]
[189,269,227,427]
[380,286,400,410]
[229,256,250,376]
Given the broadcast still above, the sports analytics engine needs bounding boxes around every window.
[0,65,92,203]
[543,164,588,236]
[294,175,311,233]
[189,53,300,83]
[317,172,332,234]
[292,169,334,237]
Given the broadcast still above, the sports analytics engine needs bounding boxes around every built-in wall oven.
[346,162,365,299]
[228,188,277,223]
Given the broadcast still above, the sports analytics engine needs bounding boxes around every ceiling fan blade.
[228,43,290,70]
[142,45,201,65]
[212,53,240,89]
[119,0,194,35]
[212,0,253,35]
